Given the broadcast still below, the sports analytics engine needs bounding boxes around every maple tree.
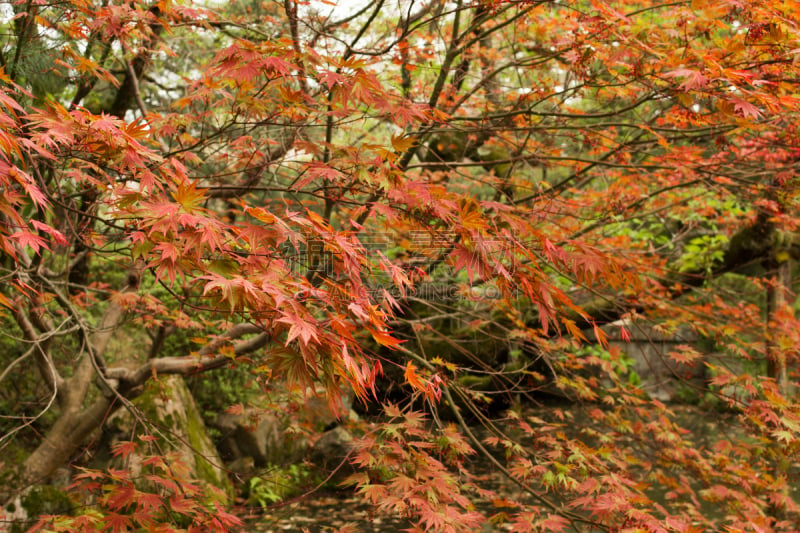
[1,0,800,531]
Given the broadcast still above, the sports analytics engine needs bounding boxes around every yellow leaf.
[716,98,735,115]
[431,356,457,372]
[676,93,693,106]
[391,134,416,153]
[725,36,745,53]
[769,23,787,43]
[247,206,276,224]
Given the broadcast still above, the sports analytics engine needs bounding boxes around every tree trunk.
[766,257,791,393]
[765,253,792,521]
[21,398,115,485]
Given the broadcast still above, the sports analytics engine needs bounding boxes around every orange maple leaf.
[404,360,425,392]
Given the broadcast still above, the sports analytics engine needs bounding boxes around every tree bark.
[766,257,792,393]
[21,397,114,485]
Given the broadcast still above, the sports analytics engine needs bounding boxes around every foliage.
[577,343,642,387]
[247,463,314,508]
[0,0,798,531]
[347,405,485,533]
[28,440,241,533]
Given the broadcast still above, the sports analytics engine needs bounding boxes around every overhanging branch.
[107,324,268,393]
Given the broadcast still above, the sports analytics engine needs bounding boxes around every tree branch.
[107,324,268,392]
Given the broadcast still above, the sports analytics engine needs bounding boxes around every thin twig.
[126,60,148,116]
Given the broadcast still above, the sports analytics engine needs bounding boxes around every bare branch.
[10,307,65,399]
[107,324,268,389]
[126,60,149,116]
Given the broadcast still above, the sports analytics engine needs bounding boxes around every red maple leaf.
[102,512,132,533]
[448,244,484,283]
[318,69,345,89]
[729,96,763,119]
[104,482,136,510]
[30,220,67,245]
[292,162,342,190]
[9,230,48,253]
[664,68,709,91]
[262,55,294,76]
[278,312,319,347]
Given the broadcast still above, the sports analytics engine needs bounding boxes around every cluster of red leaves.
[346,405,485,533]
[29,439,241,533]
